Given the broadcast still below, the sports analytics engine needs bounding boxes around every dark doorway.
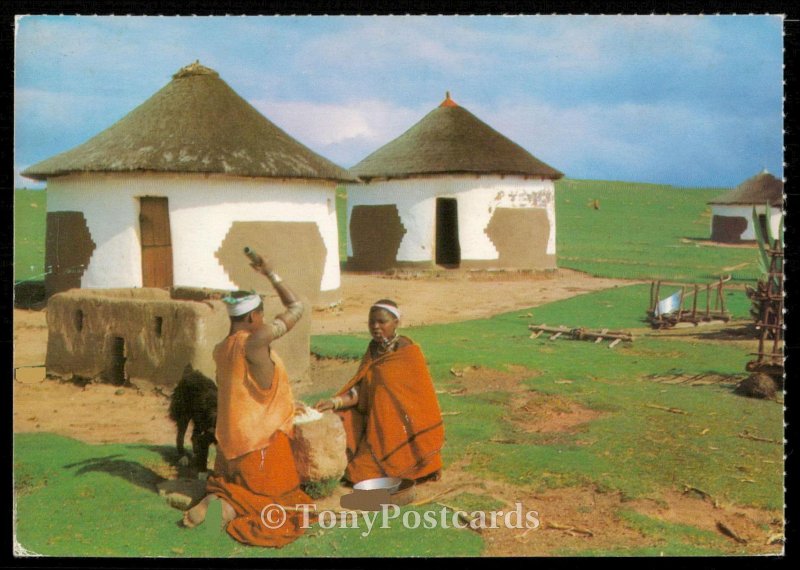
[436,198,460,267]
[106,337,127,386]
[139,197,174,288]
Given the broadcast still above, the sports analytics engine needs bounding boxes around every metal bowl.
[353,477,403,494]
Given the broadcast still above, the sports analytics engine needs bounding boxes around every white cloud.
[472,98,780,185]
[250,98,428,165]
[293,17,491,77]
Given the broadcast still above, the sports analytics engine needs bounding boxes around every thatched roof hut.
[707,170,783,243]
[351,92,562,181]
[708,170,783,207]
[346,93,563,271]
[22,62,352,382]
[23,61,355,183]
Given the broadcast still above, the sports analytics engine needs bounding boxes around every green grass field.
[14,189,46,282]
[311,285,780,510]
[336,185,348,262]
[555,179,761,282]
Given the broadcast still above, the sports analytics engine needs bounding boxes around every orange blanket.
[209,332,312,547]
[207,431,314,547]
[335,342,444,483]
[214,331,295,461]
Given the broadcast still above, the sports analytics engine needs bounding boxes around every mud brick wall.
[45,288,229,386]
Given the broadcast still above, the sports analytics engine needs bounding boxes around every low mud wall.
[45,288,229,386]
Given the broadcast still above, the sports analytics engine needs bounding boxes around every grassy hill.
[555,179,759,282]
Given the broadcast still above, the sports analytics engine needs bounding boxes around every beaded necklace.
[375,333,400,355]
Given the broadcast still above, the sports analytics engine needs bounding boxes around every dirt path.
[311,269,635,335]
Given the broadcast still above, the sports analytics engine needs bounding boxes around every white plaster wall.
[711,204,783,241]
[46,173,341,291]
[346,175,555,262]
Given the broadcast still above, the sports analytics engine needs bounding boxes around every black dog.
[168,365,218,474]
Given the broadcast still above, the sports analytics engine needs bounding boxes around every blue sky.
[15,15,784,188]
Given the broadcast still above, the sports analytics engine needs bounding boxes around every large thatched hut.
[22,61,354,302]
[708,170,783,243]
[22,61,355,382]
[345,93,563,270]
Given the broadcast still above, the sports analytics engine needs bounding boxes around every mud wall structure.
[709,204,783,243]
[45,286,313,386]
[346,175,556,270]
[44,172,341,300]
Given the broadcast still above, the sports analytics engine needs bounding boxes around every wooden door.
[139,197,173,288]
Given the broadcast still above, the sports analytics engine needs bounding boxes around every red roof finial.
[440,91,458,108]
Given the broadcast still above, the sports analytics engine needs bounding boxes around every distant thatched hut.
[22,61,355,304]
[345,93,563,270]
[708,170,783,243]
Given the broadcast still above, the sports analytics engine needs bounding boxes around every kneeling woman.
[316,300,444,484]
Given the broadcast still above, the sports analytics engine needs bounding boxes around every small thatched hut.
[708,170,783,243]
[345,93,563,270]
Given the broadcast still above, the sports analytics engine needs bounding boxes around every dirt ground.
[311,269,635,335]
[13,268,633,445]
[12,270,783,555]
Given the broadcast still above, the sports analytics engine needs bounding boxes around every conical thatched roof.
[350,93,563,181]
[23,62,355,183]
[708,170,783,207]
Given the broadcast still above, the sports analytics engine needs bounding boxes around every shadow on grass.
[64,454,166,494]
[681,236,757,247]
[651,324,758,341]
[136,444,213,479]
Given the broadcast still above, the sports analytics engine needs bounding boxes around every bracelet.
[266,271,283,284]
[331,396,343,410]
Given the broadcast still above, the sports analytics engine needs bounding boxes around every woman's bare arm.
[245,257,304,389]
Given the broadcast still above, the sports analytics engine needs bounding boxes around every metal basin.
[353,477,403,493]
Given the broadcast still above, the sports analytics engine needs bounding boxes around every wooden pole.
[692,284,698,320]
[706,284,711,318]
[714,281,719,311]
[653,281,661,317]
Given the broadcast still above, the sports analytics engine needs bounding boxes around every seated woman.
[316,299,444,484]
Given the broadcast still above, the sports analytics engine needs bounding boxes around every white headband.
[224,294,262,317]
[371,303,401,319]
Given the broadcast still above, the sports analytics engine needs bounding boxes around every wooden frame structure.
[647,276,731,329]
[746,239,784,376]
